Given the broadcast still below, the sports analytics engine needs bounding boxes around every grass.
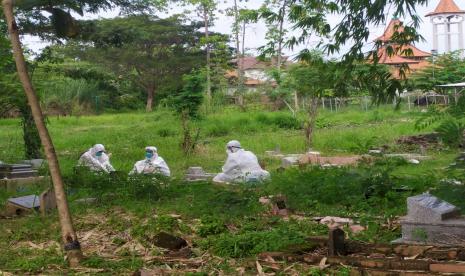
[0,104,462,274]
[0,105,434,178]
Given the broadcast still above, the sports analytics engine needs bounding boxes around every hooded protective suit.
[130,146,171,176]
[78,144,115,173]
[213,140,270,183]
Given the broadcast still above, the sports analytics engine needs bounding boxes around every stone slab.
[385,154,431,161]
[407,194,460,223]
[8,195,40,209]
[282,156,300,168]
[21,159,45,169]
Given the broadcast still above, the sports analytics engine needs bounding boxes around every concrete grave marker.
[407,194,460,223]
[395,194,465,246]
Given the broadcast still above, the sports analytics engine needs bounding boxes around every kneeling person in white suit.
[130,146,170,177]
[213,140,270,184]
[78,144,115,173]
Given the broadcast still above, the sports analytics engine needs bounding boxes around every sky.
[23,0,463,59]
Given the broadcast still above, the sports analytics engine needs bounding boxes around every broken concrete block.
[21,159,45,169]
[74,198,98,204]
[320,216,354,229]
[282,156,299,168]
[185,167,216,182]
[152,232,188,250]
[39,188,56,216]
[408,159,420,164]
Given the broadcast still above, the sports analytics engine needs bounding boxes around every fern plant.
[415,94,465,148]
[436,118,465,147]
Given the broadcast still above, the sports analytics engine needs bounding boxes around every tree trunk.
[242,20,246,58]
[203,5,212,111]
[305,97,319,149]
[276,0,288,71]
[2,0,82,266]
[19,102,42,159]
[233,0,245,109]
[146,86,154,112]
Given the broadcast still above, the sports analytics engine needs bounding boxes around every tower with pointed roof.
[426,0,465,53]
[372,18,431,78]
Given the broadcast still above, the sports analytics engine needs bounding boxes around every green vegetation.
[1,106,463,274]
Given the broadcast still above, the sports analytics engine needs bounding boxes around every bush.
[197,216,227,237]
[198,220,327,258]
[265,159,435,216]
[255,113,302,130]
[67,168,164,201]
[272,114,302,129]
[436,118,465,147]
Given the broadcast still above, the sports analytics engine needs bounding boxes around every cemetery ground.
[0,106,464,275]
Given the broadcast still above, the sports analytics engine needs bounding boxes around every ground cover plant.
[0,106,463,274]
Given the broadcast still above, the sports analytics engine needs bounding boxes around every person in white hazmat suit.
[78,144,115,173]
[213,140,270,184]
[129,146,171,176]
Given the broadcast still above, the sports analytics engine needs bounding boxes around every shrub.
[197,216,227,237]
[272,114,302,129]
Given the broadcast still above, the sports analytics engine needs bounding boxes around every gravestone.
[0,164,37,179]
[407,194,460,223]
[394,194,465,246]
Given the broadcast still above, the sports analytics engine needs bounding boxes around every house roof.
[232,56,269,70]
[426,0,465,17]
[375,19,404,42]
[373,47,420,65]
[379,54,419,65]
[399,45,431,58]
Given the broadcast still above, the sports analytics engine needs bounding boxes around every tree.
[287,51,340,147]
[410,51,465,92]
[2,0,82,265]
[171,71,204,154]
[185,0,217,111]
[0,13,42,159]
[350,63,402,106]
[259,0,291,70]
[12,0,169,40]
[2,0,168,266]
[281,0,425,64]
[73,16,205,112]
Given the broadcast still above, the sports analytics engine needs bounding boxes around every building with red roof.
[372,18,431,79]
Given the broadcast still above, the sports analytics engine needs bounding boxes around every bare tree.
[2,0,82,266]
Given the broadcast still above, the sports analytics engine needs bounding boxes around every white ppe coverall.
[213,149,270,183]
[78,144,115,173]
[129,148,171,177]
